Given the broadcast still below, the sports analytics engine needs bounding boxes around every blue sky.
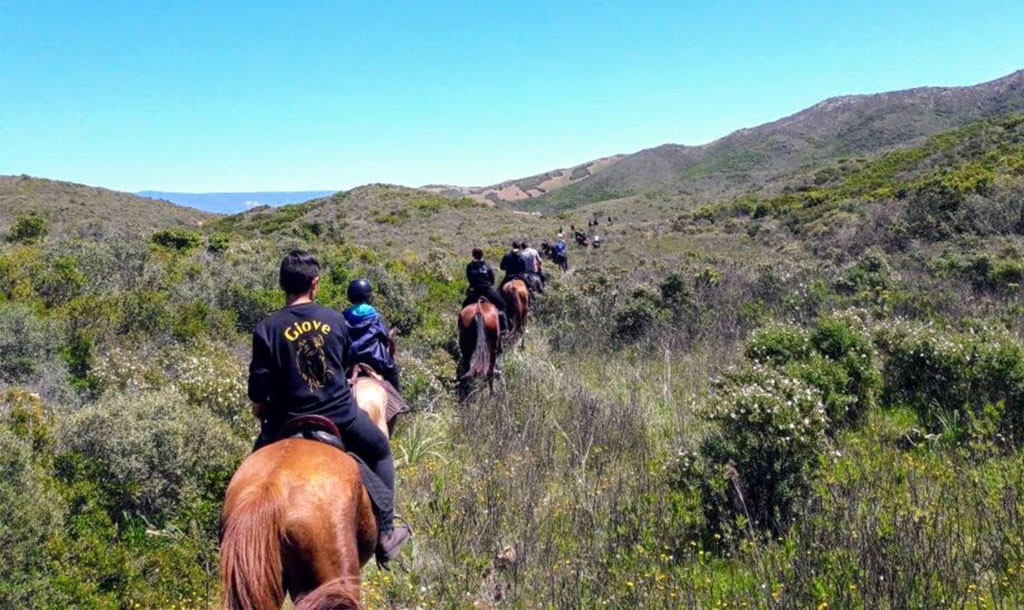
[2,1,1023,192]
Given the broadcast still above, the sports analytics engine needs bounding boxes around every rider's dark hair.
[522,241,530,248]
[279,250,320,294]
[472,247,483,260]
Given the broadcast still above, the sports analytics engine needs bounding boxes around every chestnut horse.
[220,399,390,608]
[501,279,530,349]
[457,299,500,398]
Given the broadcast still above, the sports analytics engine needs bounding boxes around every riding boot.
[376,522,413,567]
[498,311,509,336]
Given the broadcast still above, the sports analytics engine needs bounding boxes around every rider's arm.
[486,265,495,286]
[247,328,273,418]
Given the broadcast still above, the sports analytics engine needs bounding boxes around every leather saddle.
[278,414,346,452]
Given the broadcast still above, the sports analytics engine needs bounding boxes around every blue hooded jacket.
[343,303,395,371]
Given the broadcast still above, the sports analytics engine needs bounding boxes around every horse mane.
[220,485,286,610]
[466,303,491,378]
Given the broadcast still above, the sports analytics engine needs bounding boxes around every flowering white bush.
[169,344,248,422]
[701,365,828,534]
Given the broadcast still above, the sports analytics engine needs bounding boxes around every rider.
[499,240,526,288]
[343,278,401,392]
[463,247,509,335]
[554,233,568,267]
[519,240,544,293]
[247,250,411,564]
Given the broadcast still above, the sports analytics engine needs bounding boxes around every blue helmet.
[347,278,373,303]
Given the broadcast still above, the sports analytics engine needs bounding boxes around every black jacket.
[499,250,526,276]
[248,302,357,431]
[466,260,496,288]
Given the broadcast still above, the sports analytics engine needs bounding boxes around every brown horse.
[457,299,500,398]
[501,279,530,349]
[220,400,389,608]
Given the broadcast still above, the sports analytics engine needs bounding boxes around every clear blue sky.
[2,1,1023,192]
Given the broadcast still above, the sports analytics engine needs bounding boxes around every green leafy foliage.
[8,213,48,243]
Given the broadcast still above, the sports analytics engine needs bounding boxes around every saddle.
[279,414,347,452]
[348,363,411,424]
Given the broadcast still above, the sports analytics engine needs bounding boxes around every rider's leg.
[381,364,401,393]
[339,408,411,561]
[484,286,509,332]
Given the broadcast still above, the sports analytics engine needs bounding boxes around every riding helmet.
[347,278,373,303]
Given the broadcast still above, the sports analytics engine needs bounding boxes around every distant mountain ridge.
[460,68,1024,212]
[137,190,338,214]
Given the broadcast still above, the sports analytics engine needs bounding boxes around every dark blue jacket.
[343,303,396,372]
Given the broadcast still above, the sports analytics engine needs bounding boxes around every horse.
[501,279,530,349]
[220,390,391,608]
[457,299,500,399]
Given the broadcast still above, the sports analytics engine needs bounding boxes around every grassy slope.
[522,68,1024,212]
[0,175,214,238]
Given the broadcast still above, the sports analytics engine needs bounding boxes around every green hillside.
[0,176,213,238]
[520,68,1024,212]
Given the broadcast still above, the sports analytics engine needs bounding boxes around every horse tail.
[467,307,491,378]
[294,577,363,610]
[220,485,286,610]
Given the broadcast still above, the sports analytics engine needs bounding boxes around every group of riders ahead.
[245,238,569,568]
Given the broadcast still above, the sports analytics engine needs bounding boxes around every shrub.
[59,388,248,519]
[612,289,661,343]
[744,324,811,365]
[0,304,57,381]
[207,231,230,253]
[699,366,828,535]
[744,316,879,431]
[659,271,695,322]
[834,248,892,295]
[150,230,202,252]
[8,213,48,243]
[879,324,1024,443]
[0,427,65,605]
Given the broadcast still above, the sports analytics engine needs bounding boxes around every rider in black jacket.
[463,247,508,334]
[499,240,527,288]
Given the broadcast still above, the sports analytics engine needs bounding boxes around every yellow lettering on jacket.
[284,319,332,342]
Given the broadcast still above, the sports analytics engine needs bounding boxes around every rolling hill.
[484,68,1024,212]
[0,175,214,238]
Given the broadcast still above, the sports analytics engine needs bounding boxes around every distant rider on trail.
[463,247,509,336]
[499,240,527,289]
[519,240,545,294]
[344,278,402,392]
[247,250,411,564]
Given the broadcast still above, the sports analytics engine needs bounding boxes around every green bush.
[207,231,230,253]
[879,324,1024,443]
[744,324,811,365]
[834,248,892,295]
[0,427,65,606]
[612,289,661,343]
[8,213,48,243]
[59,388,248,519]
[150,229,202,251]
[744,316,879,431]
[699,366,827,535]
[0,304,57,381]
